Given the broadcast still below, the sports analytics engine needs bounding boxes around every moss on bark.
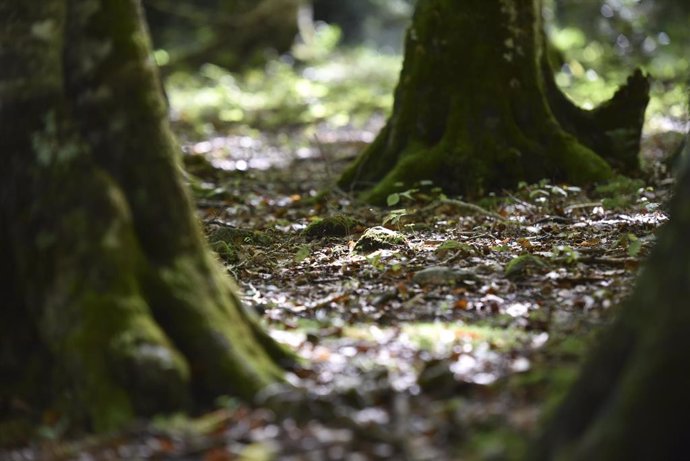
[339,0,649,204]
[0,0,291,434]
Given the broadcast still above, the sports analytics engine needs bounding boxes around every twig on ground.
[425,198,516,225]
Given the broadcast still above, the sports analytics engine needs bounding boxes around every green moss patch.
[303,215,363,240]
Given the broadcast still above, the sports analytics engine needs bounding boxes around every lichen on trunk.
[0,0,291,433]
[339,0,649,204]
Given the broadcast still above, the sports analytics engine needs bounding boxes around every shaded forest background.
[142,0,688,138]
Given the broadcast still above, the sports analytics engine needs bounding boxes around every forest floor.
[8,114,682,460]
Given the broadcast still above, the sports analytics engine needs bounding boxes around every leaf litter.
[6,122,678,461]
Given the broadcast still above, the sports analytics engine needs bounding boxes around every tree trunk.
[0,0,291,433]
[338,0,649,204]
[529,110,690,460]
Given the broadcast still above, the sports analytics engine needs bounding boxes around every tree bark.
[529,107,690,460]
[339,0,649,204]
[0,0,291,433]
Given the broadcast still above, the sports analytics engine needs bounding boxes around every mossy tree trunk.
[339,0,650,204]
[529,114,690,460]
[0,0,291,433]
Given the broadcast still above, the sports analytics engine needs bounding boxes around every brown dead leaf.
[157,437,176,454]
[517,238,533,250]
[454,298,469,310]
[203,447,234,461]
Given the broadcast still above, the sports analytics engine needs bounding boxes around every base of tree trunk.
[338,0,649,204]
[4,158,293,432]
[0,0,293,433]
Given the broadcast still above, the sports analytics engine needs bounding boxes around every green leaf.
[382,208,408,226]
[627,234,641,257]
[399,188,419,200]
[505,254,550,279]
[387,193,401,206]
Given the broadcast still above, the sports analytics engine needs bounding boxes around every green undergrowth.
[593,175,647,209]
[165,38,401,138]
[399,322,529,351]
[272,319,530,355]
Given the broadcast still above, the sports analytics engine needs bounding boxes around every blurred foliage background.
[546,0,689,131]
[141,0,688,140]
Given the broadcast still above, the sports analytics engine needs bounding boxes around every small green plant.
[594,176,645,209]
[386,188,418,206]
[618,233,642,257]
[491,244,511,253]
[551,245,580,264]
[505,254,550,279]
[366,252,385,271]
[382,208,410,228]
[294,244,311,263]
